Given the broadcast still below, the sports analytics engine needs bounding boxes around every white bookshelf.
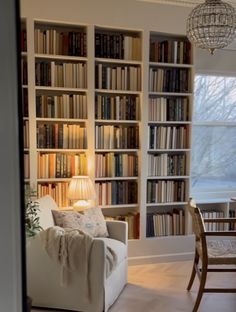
[22,15,194,250]
[93,26,142,239]
[146,32,193,238]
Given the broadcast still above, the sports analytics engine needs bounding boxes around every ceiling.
[138,0,236,7]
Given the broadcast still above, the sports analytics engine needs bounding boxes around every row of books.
[149,67,190,93]
[37,123,87,149]
[146,209,185,237]
[35,61,87,88]
[148,153,186,176]
[147,180,185,203]
[21,29,27,52]
[105,212,140,239]
[149,125,188,149]
[95,180,137,205]
[34,28,87,56]
[37,182,69,207]
[95,125,139,149]
[37,153,87,179]
[24,120,29,149]
[148,97,189,122]
[36,94,87,119]
[95,153,138,177]
[201,210,225,231]
[95,33,141,61]
[21,59,28,85]
[22,89,28,117]
[95,94,139,120]
[229,210,236,230]
[24,153,29,179]
[150,39,192,64]
[95,64,141,91]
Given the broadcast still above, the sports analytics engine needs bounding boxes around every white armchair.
[26,195,128,312]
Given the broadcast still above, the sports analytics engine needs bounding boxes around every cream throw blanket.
[40,226,117,300]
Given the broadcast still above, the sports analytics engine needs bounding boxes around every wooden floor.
[32,261,236,312]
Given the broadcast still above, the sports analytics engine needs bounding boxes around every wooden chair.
[187,198,236,312]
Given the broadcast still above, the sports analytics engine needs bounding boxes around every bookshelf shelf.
[37,178,72,182]
[149,61,194,68]
[95,89,141,95]
[95,176,138,181]
[99,204,138,209]
[149,92,192,97]
[37,148,87,152]
[22,85,28,89]
[148,121,191,125]
[36,118,87,123]
[148,149,191,152]
[146,202,188,207]
[35,53,88,62]
[147,176,190,180]
[95,119,139,124]
[35,86,88,93]
[21,51,27,57]
[95,57,142,65]
[95,149,139,152]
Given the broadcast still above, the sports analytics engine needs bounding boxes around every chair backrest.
[36,195,58,230]
[188,198,206,239]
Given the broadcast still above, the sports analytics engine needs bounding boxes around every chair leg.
[187,250,199,291]
[192,262,207,312]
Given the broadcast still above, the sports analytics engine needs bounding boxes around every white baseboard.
[128,252,194,266]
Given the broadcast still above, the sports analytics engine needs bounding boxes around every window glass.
[191,75,236,192]
[194,75,236,122]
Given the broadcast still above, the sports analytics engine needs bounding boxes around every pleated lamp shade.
[67,176,96,210]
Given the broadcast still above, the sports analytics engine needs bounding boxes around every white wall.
[21,0,190,34]
[0,0,24,311]
[195,48,236,75]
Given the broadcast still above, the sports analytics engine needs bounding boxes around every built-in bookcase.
[33,21,88,207]
[146,32,193,238]
[22,20,194,241]
[94,27,142,239]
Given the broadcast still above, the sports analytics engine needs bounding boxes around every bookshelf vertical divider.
[139,29,150,239]
[86,24,96,183]
[27,17,38,190]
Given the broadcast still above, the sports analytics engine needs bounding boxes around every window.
[191,74,236,193]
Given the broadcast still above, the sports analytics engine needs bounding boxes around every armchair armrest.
[106,221,128,245]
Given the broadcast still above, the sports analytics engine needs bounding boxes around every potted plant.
[25,190,42,238]
[25,189,42,312]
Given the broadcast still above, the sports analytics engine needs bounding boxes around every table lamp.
[67,176,96,211]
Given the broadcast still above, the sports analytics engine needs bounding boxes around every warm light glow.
[67,176,96,210]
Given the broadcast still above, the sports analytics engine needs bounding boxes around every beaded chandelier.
[186,0,236,55]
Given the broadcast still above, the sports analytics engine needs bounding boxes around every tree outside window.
[191,74,236,192]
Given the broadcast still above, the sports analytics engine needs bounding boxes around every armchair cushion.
[52,209,108,237]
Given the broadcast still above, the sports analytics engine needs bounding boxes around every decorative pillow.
[52,209,108,237]
[84,207,108,237]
